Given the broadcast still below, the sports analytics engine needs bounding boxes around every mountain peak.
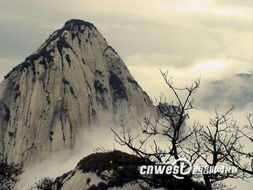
[0,20,155,164]
[4,19,99,80]
[64,19,96,30]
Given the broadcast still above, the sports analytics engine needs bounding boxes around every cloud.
[1,0,253,108]
[214,0,253,8]
[1,0,253,62]
[197,73,253,110]
[1,1,253,189]
[17,122,134,189]
[127,55,253,110]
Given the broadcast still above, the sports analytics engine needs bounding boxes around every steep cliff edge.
[0,19,155,164]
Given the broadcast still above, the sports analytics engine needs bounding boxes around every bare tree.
[112,71,202,189]
[221,113,253,176]
[112,71,200,163]
[187,107,244,190]
[112,71,253,190]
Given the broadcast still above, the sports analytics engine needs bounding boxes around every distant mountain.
[0,19,155,165]
[197,72,253,109]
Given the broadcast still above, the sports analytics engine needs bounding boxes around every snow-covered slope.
[50,150,154,190]
[32,150,206,190]
[0,19,155,165]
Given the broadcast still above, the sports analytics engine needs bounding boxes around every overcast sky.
[1,0,253,107]
[1,1,253,189]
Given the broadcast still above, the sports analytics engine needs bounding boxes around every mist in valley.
[17,83,253,190]
[0,1,253,189]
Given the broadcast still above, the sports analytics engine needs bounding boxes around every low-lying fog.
[17,108,253,190]
[18,68,253,190]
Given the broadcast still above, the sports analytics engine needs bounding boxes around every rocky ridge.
[0,19,155,164]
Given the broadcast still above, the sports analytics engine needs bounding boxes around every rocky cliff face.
[0,19,155,164]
